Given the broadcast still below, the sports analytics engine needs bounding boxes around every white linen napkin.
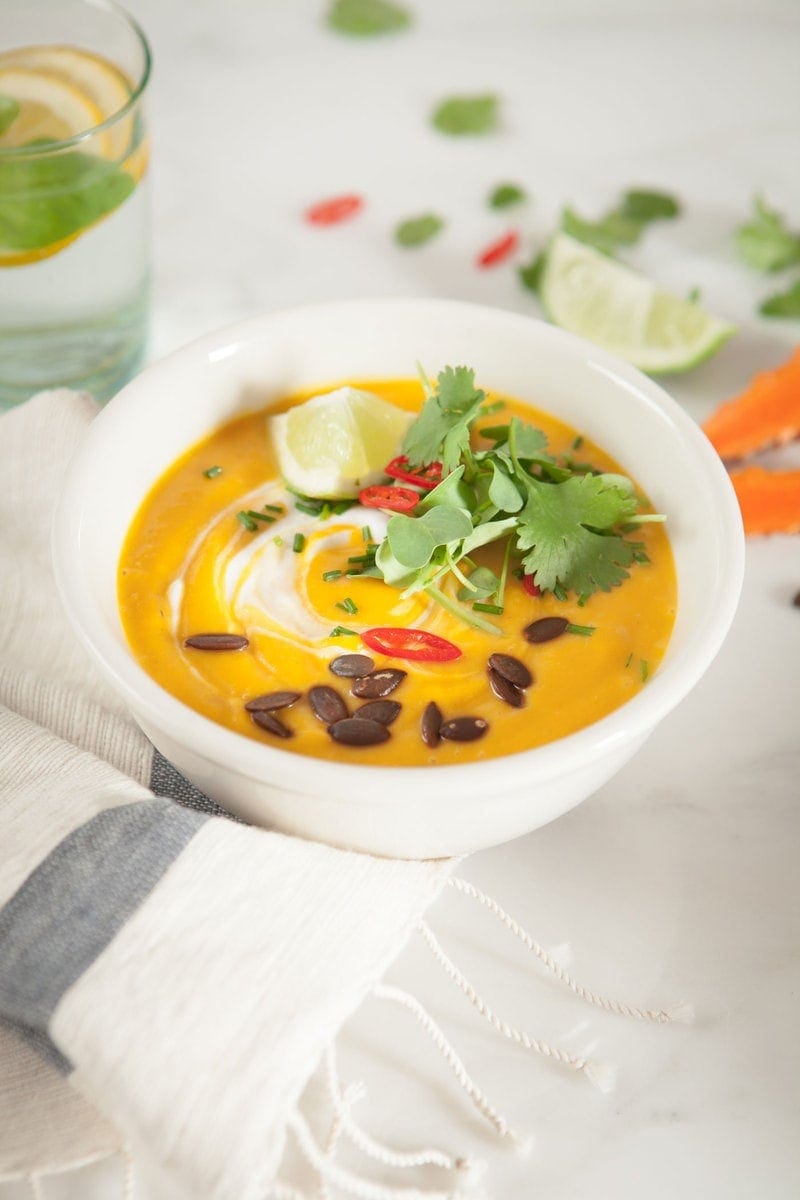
[0,391,452,1199]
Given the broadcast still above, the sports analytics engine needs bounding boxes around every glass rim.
[0,0,151,159]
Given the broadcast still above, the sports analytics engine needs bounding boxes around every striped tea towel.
[0,391,452,1199]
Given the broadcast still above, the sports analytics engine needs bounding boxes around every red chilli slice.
[305,193,364,226]
[385,456,443,490]
[358,485,419,513]
[362,627,462,663]
[522,573,541,598]
[476,229,519,269]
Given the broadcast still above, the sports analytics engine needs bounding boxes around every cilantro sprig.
[326,0,411,36]
[735,196,800,273]
[368,365,663,631]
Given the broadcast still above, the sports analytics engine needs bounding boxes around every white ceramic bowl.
[53,299,744,859]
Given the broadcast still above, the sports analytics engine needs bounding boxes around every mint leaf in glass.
[0,148,135,253]
[327,0,411,36]
[431,94,499,136]
[0,94,20,137]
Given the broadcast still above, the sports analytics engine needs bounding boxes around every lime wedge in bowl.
[270,386,413,498]
[539,233,736,374]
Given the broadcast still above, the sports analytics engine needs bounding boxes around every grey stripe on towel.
[150,749,243,821]
[0,799,207,1032]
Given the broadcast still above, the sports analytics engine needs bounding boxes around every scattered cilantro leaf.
[395,213,444,247]
[561,206,642,255]
[619,189,680,222]
[687,286,702,304]
[515,473,640,594]
[431,94,499,137]
[759,279,800,318]
[489,182,526,209]
[0,94,20,136]
[734,196,800,273]
[0,149,135,253]
[326,0,411,36]
[518,250,546,294]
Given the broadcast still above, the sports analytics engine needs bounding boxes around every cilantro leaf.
[395,213,444,247]
[402,366,486,470]
[735,196,800,273]
[431,94,499,136]
[759,278,800,318]
[518,250,546,295]
[561,206,641,255]
[326,0,411,36]
[0,149,135,253]
[515,473,640,594]
[0,94,20,136]
[619,189,680,222]
[488,460,523,512]
[489,183,526,209]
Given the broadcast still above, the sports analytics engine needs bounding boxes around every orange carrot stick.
[703,346,800,460]
[729,467,800,535]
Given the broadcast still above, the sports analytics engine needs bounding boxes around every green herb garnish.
[336,597,358,615]
[361,525,373,542]
[625,652,633,668]
[759,279,800,319]
[518,251,546,295]
[293,533,306,553]
[330,625,358,637]
[203,465,223,478]
[237,511,258,532]
[245,509,274,524]
[489,183,526,209]
[560,188,680,256]
[326,0,410,36]
[431,94,499,137]
[264,503,283,514]
[473,602,504,614]
[640,658,649,682]
[395,213,444,247]
[566,623,595,636]
[735,196,800,273]
[572,435,584,450]
[323,569,343,582]
[273,535,284,548]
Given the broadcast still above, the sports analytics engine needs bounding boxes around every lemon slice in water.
[270,388,413,498]
[0,65,104,149]
[539,233,736,374]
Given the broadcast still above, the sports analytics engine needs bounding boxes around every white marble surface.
[5,1,800,1196]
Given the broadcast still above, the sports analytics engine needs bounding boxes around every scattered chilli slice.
[305,193,364,226]
[362,626,462,662]
[476,229,519,269]
[729,467,800,535]
[358,484,419,513]
[702,345,800,460]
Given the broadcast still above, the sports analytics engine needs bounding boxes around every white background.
[4,1,799,1196]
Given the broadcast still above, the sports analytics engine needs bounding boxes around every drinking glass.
[0,0,151,407]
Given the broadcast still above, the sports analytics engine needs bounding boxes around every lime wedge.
[270,387,413,498]
[539,233,736,374]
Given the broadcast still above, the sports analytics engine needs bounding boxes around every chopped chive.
[361,525,373,543]
[346,569,364,578]
[264,503,283,514]
[330,626,357,637]
[553,582,567,602]
[577,593,590,608]
[203,465,223,478]
[473,602,504,614]
[572,435,584,450]
[273,535,284,547]
[320,503,332,520]
[336,597,358,615]
[331,499,356,514]
[566,623,595,636]
[295,499,323,516]
[246,509,274,523]
[292,533,306,553]
[479,424,510,442]
[237,511,258,532]
[625,652,633,668]
[347,553,375,564]
[640,658,649,682]
[512,567,524,580]
[323,569,343,582]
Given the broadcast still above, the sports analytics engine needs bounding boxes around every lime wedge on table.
[539,233,736,374]
[269,387,413,499]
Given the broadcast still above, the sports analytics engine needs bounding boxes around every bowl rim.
[52,297,745,802]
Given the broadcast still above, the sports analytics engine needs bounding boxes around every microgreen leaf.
[489,182,526,209]
[735,196,800,273]
[431,94,499,136]
[417,465,474,513]
[395,213,444,247]
[386,514,436,569]
[457,565,500,600]
[759,278,800,318]
[420,504,473,545]
[0,149,135,253]
[0,94,20,136]
[326,0,411,36]
[488,460,523,512]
